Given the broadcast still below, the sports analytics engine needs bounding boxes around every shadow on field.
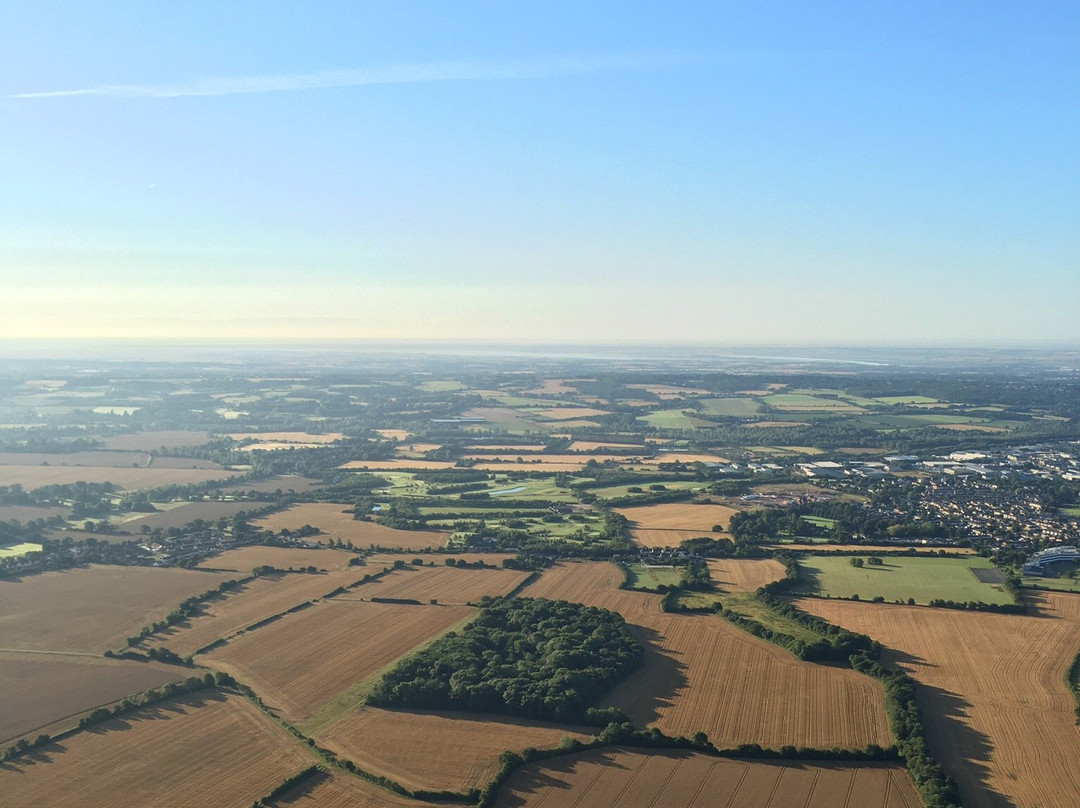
[919,682,1019,808]
[603,624,687,726]
[494,749,633,807]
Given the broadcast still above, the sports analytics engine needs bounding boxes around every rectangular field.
[520,563,890,750]
[266,770,442,808]
[318,708,592,793]
[339,564,529,605]
[792,555,1015,605]
[118,500,255,530]
[494,747,922,808]
[0,691,311,808]
[0,565,234,653]
[707,558,786,592]
[253,503,449,550]
[201,600,474,723]
[0,652,184,743]
[797,593,1080,808]
[615,502,740,532]
[0,465,240,490]
[101,431,210,450]
[197,545,361,573]
[147,569,366,657]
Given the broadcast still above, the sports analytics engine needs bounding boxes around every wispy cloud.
[10,52,699,99]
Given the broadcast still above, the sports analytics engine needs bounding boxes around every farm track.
[520,563,890,750]
[797,592,1080,808]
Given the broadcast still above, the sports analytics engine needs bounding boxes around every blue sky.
[1,2,1077,343]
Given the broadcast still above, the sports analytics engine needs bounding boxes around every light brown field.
[708,558,786,592]
[254,503,449,550]
[227,431,344,444]
[936,423,1009,432]
[494,748,922,808]
[797,593,1080,808]
[0,451,222,469]
[319,709,592,793]
[0,652,184,743]
[0,565,233,653]
[0,465,239,490]
[340,458,457,471]
[525,379,580,395]
[393,442,443,454]
[464,444,548,452]
[0,691,311,808]
[267,770,441,808]
[630,528,716,547]
[147,569,366,657]
[220,475,321,493]
[640,452,731,465]
[535,407,611,420]
[0,505,68,522]
[521,563,890,750]
[365,552,515,569]
[239,441,330,451]
[626,384,711,397]
[102,431,209,450]
[198,545,360,572]
[201,600,473,722]
[374,428,410,440]
[340,564,529,605]
[616,503,740,541]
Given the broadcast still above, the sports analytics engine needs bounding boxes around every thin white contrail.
[10,52,701,99]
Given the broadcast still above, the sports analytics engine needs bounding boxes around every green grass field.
[1022,575,1080,593]
[762,393,866,412]
[637,410,714,430]
[589,480,705,499]
[625,563,683,591]
[0,542,42,558]
[792,555,1015,605]
[874,395,942,405]
[717,591,824,643]
[801,515,837,528]
[1061,506,1080,518]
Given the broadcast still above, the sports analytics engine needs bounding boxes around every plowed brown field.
[494,748,922,808]
[148,570,365,657]
[520,563,890,750]
[318,709,592,793]
[708,558,786,592]
[0,465,239,490]
[340,565,529,605]
[0,692,311,808]
[201,600,473,722]
[0,652,183,743]
[254,503,449,550]
[266,770,441,808]
[797,593,1080,808]
[0,565,233,653]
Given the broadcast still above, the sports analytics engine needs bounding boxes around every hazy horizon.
[3,3,1077,343]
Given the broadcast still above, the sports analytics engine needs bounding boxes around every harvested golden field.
[631,528,716,547]
[616,502,740,531]
[343,564,529,605]
[463,453,627,464]
[0,451,222,469]
[374,428,411,440]
[0,565,233,653]
[201,600,473,723]
[239,441,330,450]
[708,558,786,592]
[494,748,922,808]
[319,709,592,793]
[0,691,311,808]
[0,652,183,743]
[148,569,364,657]
[254,503,449,550]
[0,465,239,490]
[626,383,711,397]
[536,407,611,420]
[227,431,344,444]
[341,458,457,471]
[267,770,440,808]
[220,475,321,493]
[365,552,514,569]
[198,545,360,572]
[525,379,580,395]
[393,442,443,454]
[639,452,731,465]
[0,504,68,522]
[464,444,547,452]
[521,564,890,750]
[797,593,1080,808]
[101,430,209,450]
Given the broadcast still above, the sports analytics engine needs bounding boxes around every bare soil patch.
[0,652,184,743]
[0,565,233,653]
